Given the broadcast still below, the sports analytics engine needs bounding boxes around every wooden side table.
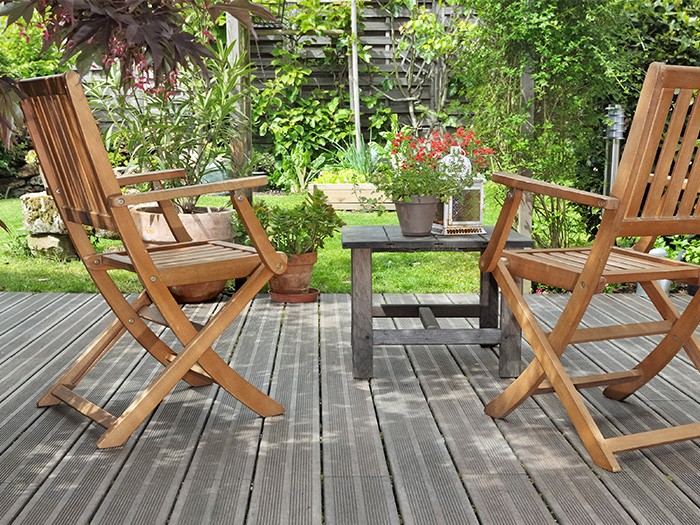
[341,225,533,379]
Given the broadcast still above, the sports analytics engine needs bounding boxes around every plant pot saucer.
[269,288,320,303]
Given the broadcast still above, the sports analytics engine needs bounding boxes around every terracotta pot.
[269,251,319,303]
[130,206,233,244]
[130,206,233,303]
[394,195,440,237]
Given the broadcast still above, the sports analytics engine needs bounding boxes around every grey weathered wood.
[479,271,499,329]
[1,292,699,524]
[373,303,480,318]
[418,306,439,329]
[453,325,636,524]
[169,297,279,525]
[372,295,480,524]
[498,278,522,378]
[343,225,532,379]
[247,300,322,525]
[320,294,400,525]
[352,247,373,379]
[530,294,700,524]
[394,294,556,525]
[373,327,501,345]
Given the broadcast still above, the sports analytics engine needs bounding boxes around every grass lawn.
[0,184,505,294]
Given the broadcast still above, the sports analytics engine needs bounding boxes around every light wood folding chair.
[480,62,700,471]
[18,71,287,448]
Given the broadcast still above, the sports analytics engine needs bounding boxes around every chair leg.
[89,276,212,387]
[486,261,620,471]
[604,289,700,401]
[641,281,700,370]
[97,266,283,448]
[484,262,549,417]
[38,315,127,407]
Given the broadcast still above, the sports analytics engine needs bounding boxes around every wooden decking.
[1,291,699,524]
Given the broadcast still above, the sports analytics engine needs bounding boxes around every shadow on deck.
[0,292,698,524]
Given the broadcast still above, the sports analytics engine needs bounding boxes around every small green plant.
[240,190,345,255]
[4,229,30,256]
[334,141,385,180]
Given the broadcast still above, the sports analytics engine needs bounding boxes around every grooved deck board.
[170,296,282,525]
[531,294,700,524]
[0,292,698,524]
[372,294,479,524]
[246,300,322,525]
[391,293,555,525]
[320,294,400,525]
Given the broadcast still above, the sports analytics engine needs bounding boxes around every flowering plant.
[372,128,495,202]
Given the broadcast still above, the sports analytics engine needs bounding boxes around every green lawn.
[0,184,505,294]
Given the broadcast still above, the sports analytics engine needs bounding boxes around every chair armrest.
[108,175,268,207]
[494,172,619,210]
[116,169,187,187]
[231,192,288,275]
[480,188,523,273]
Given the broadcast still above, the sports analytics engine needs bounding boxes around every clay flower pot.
[130,206,233,302]
[268,251,319,303]
[394,195,440,237]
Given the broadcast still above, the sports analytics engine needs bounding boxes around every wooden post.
[226,13,253,185]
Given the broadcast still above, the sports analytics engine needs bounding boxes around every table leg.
[479,271,499,331]
[499,277,523,378]
[351,248,373,379]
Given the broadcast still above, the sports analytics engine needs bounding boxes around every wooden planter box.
[311,183,395,211]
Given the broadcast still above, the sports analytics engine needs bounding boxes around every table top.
[341,225,533,252]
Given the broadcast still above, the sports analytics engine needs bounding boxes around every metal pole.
[604,104,624,195]
[349,0,362,151]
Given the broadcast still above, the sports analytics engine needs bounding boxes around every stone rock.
[27,233,78,260]
[20,192,67,234]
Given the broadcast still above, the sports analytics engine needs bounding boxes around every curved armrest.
[494,173,619,210]
[480,173,619,273]
[108,175,268,207]
[116,169,187,187]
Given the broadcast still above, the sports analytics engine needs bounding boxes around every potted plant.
[86,38,250,301]
[370,128,494,236]
[239,190,344,303]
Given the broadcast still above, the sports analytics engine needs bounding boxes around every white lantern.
[432,146,486,235]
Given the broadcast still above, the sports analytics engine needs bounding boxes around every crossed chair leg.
[485,261,700,472]
[38,266,284,449]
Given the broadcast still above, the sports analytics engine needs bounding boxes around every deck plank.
[529,294,700,524]
[0,292,698,524]
[446,296,636,525]
[320,294,400,525]
[400,293,556,525]
[170,296,283,525]
[247,300,322,525]
[372,293,479,524]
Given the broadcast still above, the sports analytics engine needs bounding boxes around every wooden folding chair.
[18,71,288,448]
[480,62,700,471]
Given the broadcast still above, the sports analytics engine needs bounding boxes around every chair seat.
[505,246,700,290]
[102,241,265,286]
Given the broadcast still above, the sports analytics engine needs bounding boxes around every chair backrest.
[614,63,700,238]
[19,71,120,232]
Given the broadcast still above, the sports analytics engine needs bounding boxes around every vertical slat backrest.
[616,63,700,237]
[19,72,120,232]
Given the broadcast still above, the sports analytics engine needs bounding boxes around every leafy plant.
[86,39,249,213]
[251,0,362,190]
[334,141,385,180]
[240,190,344,255]
[0,0,274,86]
